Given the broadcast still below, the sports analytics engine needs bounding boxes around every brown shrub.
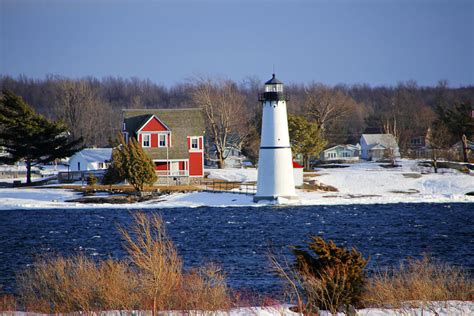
[179,263,232,311]
[0,286,16,312]
[16,255,142,313]
[119,212,183,315]
[14,212,235,313]
[362,256,474,309]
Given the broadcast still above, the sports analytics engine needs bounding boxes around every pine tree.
[0,90,83,184]
[108,135,157,192]
[288,114,327,170]
[435,102,473,162]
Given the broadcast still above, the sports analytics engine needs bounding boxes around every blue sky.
[1,0,473,87]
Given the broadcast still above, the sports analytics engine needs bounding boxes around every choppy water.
[0,203,473,295]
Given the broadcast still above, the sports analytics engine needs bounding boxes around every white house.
[207,147,248,168]
[68,148,113,171]
[360,134,400,161]
[320,144,360,162]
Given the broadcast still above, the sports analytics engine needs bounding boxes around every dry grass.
[58,184,201,193]
[362,256,474,309]
[0,286,16,311]
[119,212,183,314]
[15,212,232,313]
[16,256,142,312]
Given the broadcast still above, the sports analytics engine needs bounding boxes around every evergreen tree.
[435,102,473,162]
[288,114,327,170]
[109,135,157,192]
[0,90,82,184]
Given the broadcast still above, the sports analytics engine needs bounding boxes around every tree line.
[1,75,473,165]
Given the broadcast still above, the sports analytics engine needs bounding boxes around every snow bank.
[0,160,472,210]
[4,301,473,315]
[207,168,257,183]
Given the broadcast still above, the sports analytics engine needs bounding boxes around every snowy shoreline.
[0,160,472,210]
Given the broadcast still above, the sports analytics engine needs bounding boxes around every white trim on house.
[136,115,171,133]
[188,136,203,152]
[158,133,168,147]
[142,133,151,148]
[153,159,189,177]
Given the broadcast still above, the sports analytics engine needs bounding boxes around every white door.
[170,161,179,176]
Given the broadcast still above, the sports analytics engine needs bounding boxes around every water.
[0,203,473,295]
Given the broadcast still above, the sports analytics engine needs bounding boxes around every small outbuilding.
[293,161,304,188]
[68,148,113,171]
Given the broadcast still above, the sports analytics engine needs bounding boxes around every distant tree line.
[1,75,473,164]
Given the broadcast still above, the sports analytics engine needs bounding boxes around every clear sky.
[1,0,473,87]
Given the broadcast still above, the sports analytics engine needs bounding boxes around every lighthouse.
[254,74,297,203]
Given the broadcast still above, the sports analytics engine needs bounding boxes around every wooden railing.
[58,170,106,183]
[156,170,189,177]
[198,180,256,195]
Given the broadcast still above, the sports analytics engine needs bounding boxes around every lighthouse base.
[253,195,299,204]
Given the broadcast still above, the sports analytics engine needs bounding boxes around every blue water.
[0,203,473,295]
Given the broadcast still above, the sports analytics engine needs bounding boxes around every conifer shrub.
[272,236,368,314]
[86,173,97,187]
[293,237,367,313]
[101,164,124,185]
[107,135,157,192]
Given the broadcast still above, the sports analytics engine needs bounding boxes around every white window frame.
[142,133,151,148]
[158,133,167,147]
[190,137,199,150]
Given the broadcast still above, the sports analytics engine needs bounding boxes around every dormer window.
[191,137,199,149]
[142,134,151,147]
[159,134,167,147]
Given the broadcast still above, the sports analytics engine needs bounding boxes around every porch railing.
[156,170,189,177]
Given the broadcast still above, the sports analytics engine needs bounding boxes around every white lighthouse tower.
[254,74,297,203]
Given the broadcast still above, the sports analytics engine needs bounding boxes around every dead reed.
[362,256,474,309]
[14,211,232,314]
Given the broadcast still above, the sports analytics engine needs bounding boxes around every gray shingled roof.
[361,134,399,149]
[123,108,205,160]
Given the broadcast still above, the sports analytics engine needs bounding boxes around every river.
[0,203,472,295]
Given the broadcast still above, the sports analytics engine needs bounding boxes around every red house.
[122,108,205,178]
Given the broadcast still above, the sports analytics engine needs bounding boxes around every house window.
[159,134,167,147]
[98,162,104,169]
[142,134,151,147]
[191,137,199,149]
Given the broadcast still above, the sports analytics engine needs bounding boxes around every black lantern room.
[259,74,289,102]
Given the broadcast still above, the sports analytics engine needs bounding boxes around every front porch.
[154,160,189,177]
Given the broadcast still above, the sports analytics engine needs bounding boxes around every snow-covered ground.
[4,301,473,315]
[0,160,472,210]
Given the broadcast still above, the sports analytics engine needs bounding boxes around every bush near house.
[86,173,97,187]
[105,135,157,193]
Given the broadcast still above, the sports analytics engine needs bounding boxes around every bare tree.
[191,77,250,168]
[426,125,451,173]
[54,80,115,146]
[304,83,362,145]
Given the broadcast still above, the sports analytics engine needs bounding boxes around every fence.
[58,170,106,183]
[198,180,256,195]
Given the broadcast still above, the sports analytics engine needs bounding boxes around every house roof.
[323,144,360,153]
[361,134,399,149]
[70,148,112,164]
[123,108,205,160]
